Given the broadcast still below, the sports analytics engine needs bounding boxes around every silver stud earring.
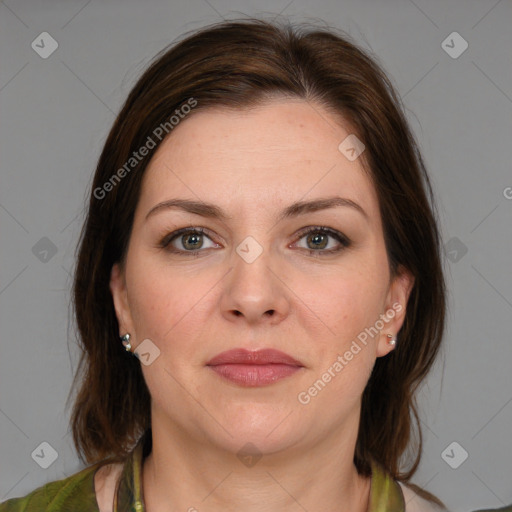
[387,334,396,347]
[121,333,132,352]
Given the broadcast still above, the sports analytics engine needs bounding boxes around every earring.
[121,333,132,352]
[386,334,396,347]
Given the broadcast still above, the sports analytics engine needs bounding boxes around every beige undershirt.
[94,462,124,512]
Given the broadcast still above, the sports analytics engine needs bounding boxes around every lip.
[206,348,303,366]
[206,348,304,387]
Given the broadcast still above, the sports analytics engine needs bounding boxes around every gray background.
[0,1,511,511]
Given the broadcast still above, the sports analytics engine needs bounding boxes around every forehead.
[138,99,380,224]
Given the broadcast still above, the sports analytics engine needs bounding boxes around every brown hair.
[68,16,446,506]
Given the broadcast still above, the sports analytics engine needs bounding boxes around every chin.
[213,409,304,453]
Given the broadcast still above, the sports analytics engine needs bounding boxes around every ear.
[376,265,415,358]
[110,262,136,339]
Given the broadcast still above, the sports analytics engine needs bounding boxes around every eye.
[292,226,351,256]
[158,227,219,256]
[158,225,351,258]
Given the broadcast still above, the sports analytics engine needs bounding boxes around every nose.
[220,246,290,326]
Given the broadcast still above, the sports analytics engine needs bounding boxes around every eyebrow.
[145,196,368,223]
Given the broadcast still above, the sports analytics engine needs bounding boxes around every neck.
[141,410,371,512]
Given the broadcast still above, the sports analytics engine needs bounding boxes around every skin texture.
[109,98,414,512]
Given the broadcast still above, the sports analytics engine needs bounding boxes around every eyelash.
[158,226,351,258]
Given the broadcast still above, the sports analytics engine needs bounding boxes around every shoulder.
[0,463,103,512]
[398,481,449,512]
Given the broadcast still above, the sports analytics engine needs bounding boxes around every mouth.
[206,348,304,387]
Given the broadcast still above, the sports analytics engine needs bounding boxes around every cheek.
[297,262,386,341]
[125,252,226,369]
[124,252,198,342]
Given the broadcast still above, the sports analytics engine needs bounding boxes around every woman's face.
[110,98,413,455]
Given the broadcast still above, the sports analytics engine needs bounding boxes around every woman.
[1,17,455,512]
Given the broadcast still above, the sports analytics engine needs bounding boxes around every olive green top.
[0,430,500,512]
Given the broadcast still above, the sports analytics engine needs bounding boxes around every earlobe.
[376,332,398,358]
